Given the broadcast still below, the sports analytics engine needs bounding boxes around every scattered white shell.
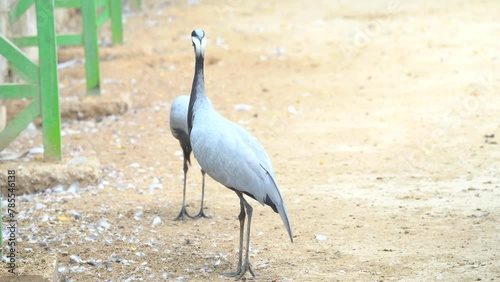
[272,47,286,55]
[148,177,163,193]
[152,216,162,228]
[315,234,328,241]
[134,210,143,221]
[70,255,84,263]
[58,266,67,273]
[67,182,80,194]
[70,265,87,273]
[288,105,300,115]
[234,104,253,111]
[97,219,111,229]
[29,147,44,154]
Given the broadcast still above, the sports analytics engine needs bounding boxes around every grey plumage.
[169,95,208,220]
[188,29,293,279]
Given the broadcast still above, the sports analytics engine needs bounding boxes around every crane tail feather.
[277,202,293,243]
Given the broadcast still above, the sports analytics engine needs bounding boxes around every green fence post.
[109,0,123,44]
[81,0,100,95]
[36,0,62,160]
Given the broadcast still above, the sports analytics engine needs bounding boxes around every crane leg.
[237,193,255,279]
[222,192,245,277]
[193,170,210,219]
[174,156,194,221]
[222,192,255,280]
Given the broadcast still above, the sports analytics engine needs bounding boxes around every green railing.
[0,0,124,161]
[0,0,61,161]
[8,0,123,95]
[0,0,127,259]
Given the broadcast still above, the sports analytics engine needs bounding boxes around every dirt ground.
[1,0,500,281]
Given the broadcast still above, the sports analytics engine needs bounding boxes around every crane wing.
[190,109,293,242]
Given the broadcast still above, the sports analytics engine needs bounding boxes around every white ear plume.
[192,36,206,58]
[200,37,207,57]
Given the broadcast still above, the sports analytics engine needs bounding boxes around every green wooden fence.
[8,0,123,95]
[0,0,128,259]
[0,0,61,160]
[0,0,124,161]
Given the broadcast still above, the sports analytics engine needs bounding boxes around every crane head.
[191,29,206,58]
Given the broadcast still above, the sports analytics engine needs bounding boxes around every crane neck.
[192,56,205,97]
[188,55,207,133]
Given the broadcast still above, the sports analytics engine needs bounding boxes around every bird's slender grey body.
[169,95,208,221]
[188,29,293,280]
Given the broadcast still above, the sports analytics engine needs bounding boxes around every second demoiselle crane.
[170,95,209,220]
[187,29,293,279]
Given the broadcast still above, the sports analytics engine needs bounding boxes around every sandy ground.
[1,0,500,281]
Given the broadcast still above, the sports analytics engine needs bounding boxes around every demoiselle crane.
[187,29,293,279]
[170,95,209,220]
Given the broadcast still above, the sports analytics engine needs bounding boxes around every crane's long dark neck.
[188,55,205,134]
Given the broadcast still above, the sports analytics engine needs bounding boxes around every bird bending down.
[170,95,209,221]
[187,29,293,280]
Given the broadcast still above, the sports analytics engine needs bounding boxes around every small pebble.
[113,256,123,263]
[72,211,82,220]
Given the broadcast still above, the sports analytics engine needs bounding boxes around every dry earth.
[1,0,500,281]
